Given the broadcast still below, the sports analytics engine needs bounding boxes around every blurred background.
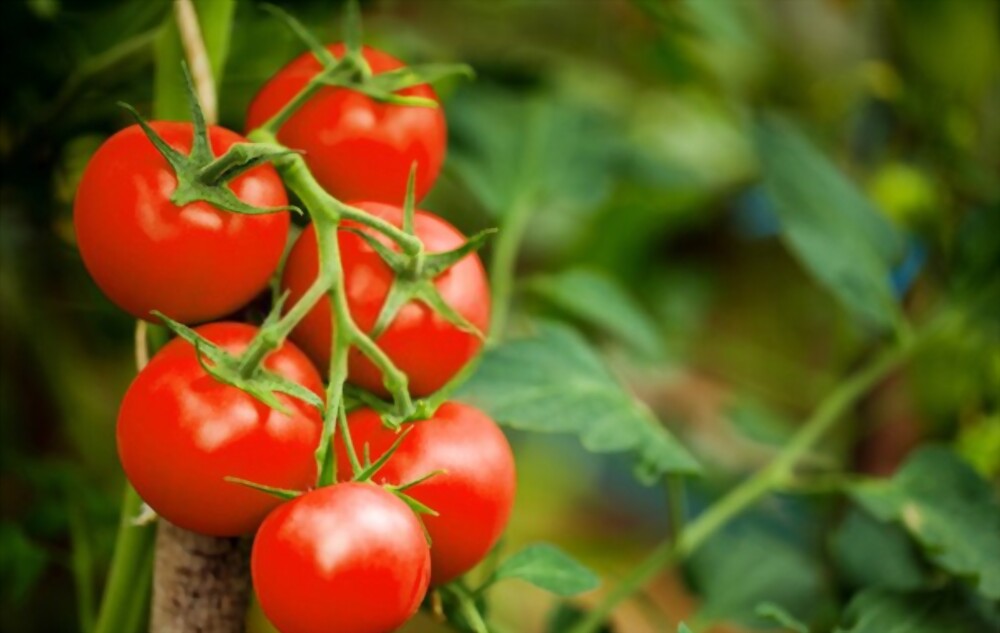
[1,0,998,632]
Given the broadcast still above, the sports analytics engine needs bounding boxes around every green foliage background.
[1,0,998,632]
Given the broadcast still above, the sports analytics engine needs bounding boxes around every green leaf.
[850,446,1000,601]
[154,0,236,121]
[448,86,618,219]
[0,523,48,603]
[835,587,1000,633]
[830,509,928,592]
[689,517,834,627]
[457,323,699,483]
[754,115,904,332]
[678,624,694,633]
[755,602,810,633]
[526,268,664,358]
[493,544,599,597]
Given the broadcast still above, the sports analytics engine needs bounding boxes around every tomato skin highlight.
[116,322,323,537]
[336,403,516,584]
[246,43,446,204]
[73,122,290,324]
[252,483,431,633]
[281,202,490,397]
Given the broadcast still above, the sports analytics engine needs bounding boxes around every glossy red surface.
[252,483,431,633]
[117,322,323,536]
[74,122,289,323]
[281,202,490,396]
[336,403,516,584]
[246,43,446,205]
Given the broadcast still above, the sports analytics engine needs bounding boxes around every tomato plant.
[117,322,323,536]
[251,483,431,633]
[246,43,446,205]
[74,122,289,323]
[282,201,490,396]
[336,402,516,584]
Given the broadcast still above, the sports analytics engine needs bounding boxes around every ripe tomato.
[335,403,516,584]
[74,122,290,323]
[246,43,446,204]
[117,322,323,536]
[281,202,490,396]
[252,482,431,633]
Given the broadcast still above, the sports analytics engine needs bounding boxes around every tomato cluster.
[75,30,514,633]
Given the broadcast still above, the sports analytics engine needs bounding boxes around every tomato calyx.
[154,311,323,415]
[348,169,495,340]
[257,2,473,135]
[119,64,299,217]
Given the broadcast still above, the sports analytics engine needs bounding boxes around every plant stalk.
[568,336,920,633]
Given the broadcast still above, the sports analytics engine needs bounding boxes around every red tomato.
[74,123,290,323]
[252,482,431,633]
[117,322,323,536]
[281,202,490,396]
[335,403,516,584]
[246,43,446,204]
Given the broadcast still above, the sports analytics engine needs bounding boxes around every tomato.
[246,43,446,205]
[252,482,431,633]
[336,403,516,584]
[117,322,323,536]
[74,122,290,323]
[281,202,490,396]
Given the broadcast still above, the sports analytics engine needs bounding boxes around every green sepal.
[391,489,439,517]
[152,311,324,415]
[197,143,302,186]
[119,72,297,217]
[353,426,413,482]
[348,221,490,340]
[260,3,336,65]
[391,469,446,493]
[421,228,497,278]
[117,102,187,170]
[366,62,475,95]
[224,477,301,500]
[414,281,486,340]
[342,227,408,270]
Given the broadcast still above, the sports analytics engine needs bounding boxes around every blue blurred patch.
[732,186,781,238]
[890,237,927,299]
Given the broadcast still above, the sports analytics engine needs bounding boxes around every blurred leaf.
[754,115,904,332]
[526,268,664,357]
[835,587,1000,633]
[546,603,612,633]
[755,602,810,633]
[851,447,1000,600]
[447,85,618,218]
[830,509,927,592]
[492,543,599,597]
[0,523,48,604]
[956,413,1000,479]
[154,0,236,120]
[678,624,694,633]
[726,398,796,447]
[689,519,834,627]
[458,322,700,483]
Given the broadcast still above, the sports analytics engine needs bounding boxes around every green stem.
[338,201,424,256]
[244,128,416,441]
[488,195,533,344]
[259,77,324,135]
[568,337,920,633]
[93,485,156,633]
[448,584,490,633]
[237,273,333,377]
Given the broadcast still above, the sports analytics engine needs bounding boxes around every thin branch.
[174,0,217,125]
